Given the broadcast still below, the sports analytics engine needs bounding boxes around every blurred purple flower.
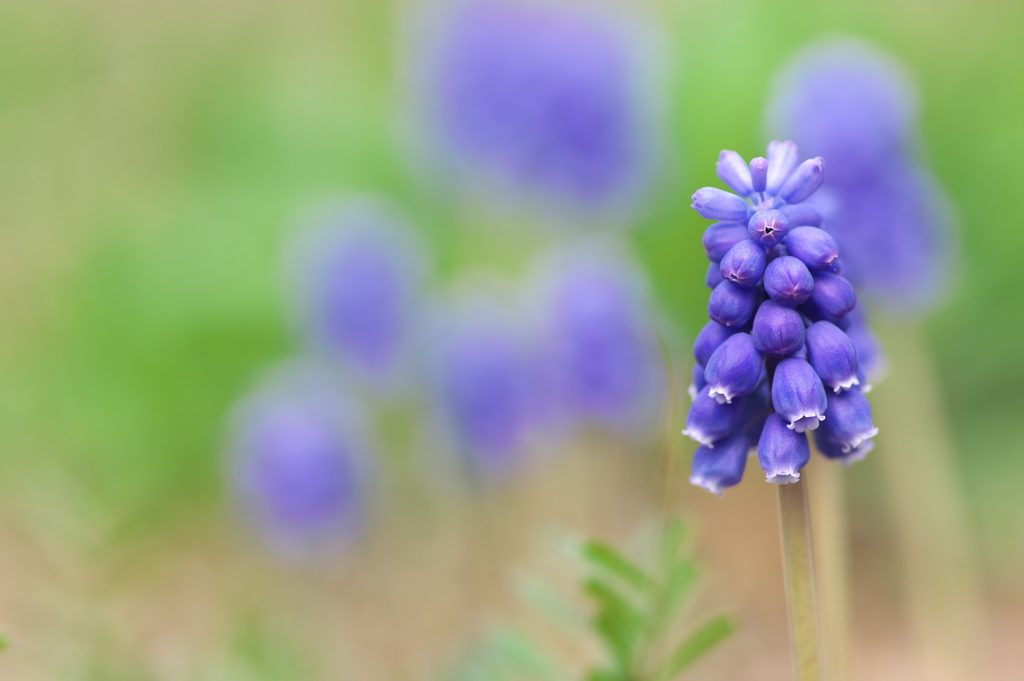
[414,0,660,214]
[766,40,953,311]
[431,292,546,476]
[288,199,429,393]
[538,246,665,434]
[227,363,367,558]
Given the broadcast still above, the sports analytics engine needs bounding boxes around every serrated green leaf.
[584,578,645,673]
[657,616,733,680]
[582,540,654,592]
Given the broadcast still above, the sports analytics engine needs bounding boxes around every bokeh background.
[1,0,1022,679]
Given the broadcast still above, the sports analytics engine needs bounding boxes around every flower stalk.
[777,477,825,681]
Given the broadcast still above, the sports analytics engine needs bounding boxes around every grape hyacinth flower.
[686,142,879,494]
[536,245,665,435]
[227,362,368,558]
[430,290,547,477]
[288,199,429,394]
[766,39,953,313]
[411,0,661,216]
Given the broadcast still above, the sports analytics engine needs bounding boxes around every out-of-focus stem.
[810,456,851,681]
[778,478,825,681]
[873,321,989,681]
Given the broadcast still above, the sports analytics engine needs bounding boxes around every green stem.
[777,478,825,681]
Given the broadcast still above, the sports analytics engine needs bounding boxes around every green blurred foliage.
[0,0,1022,574]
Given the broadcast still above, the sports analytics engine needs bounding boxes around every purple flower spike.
[720,239,767,287]
[806,321,860,393]
[785,226,840,270]
[817,388,879,453]
[780,203,823,227]
[766,140,800,194]
[704,332,762,404]
[779,157,826,204]
[717,150,754,196]
[708,280,760,327]
[683,391,743,447]
[751,300,805,356]
[806,271,857,321]
[703,222,752,263]
[694,319,738,366]
[757,413,811,484]
[692,187,750,222]
[764,256,814,306]
[815,430,874,466]
[705,262,726,288]
[749,157,768,193]
[690,431,751,496]
[748,209,790,247]
[772,357,827,432]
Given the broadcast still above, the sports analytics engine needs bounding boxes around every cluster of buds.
[685,141,878,495]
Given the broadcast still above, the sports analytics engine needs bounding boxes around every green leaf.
[661,559,698,621]
[657,616,734,680]
[658,520,689,574]
[584,578,645,672]
[487,626,570,681]
[582,540,654,592]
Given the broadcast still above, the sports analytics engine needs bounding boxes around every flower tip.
[689,474,725,497]
[765,471,801,484]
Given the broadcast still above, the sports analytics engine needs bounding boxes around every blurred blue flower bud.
[748,209,790,247]
[763,255,814,306]
[817,388,878,453]
[780,203,822,227]
[765,140,800,195]
[692,187,749,222]
[689,363,707,401]
[749,157,768,193]
[757,413,810,484]
[690,431,752,496]
[694,319,738,366]
[683,391,744,447]
[779,157,826,204]
[704,332,762,404]
[706,261,726,289]
[709,280,760,327]
[806,321,860,393]
[815,429,874,466]
[772,357,827,433]
[720,239,767,287]
[752,299,805,356]
[703,222,751,262]
[785,226,840,271]
[717,150,755,196]
[805,271,857,321]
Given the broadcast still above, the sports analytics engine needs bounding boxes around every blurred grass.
[0,0,1022,582]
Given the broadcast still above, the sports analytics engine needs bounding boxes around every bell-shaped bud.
[815,430,874,466]
[749,157,768,193]
[780,203,822,227]
[703,222,751,263]
[748,209,790,247]
[757,413,810,483]
[751,299,805,356]
[806,321,860,392]
[779,157,826,204]
[766,140,800,195]
[690,431,751,496]
[785,226,840,270]
[818,388,878,453]
[688,363,707,401]
[683,391,743,447]
[709,280,760,327]
[692,187,749,222]
[720,239,767,287]
[716,150,754,196]
[705,261,725,289]
[772,358,827,432]
[704,332,762,404]
[806,272,857,321]
[694,319,738,367]
[764,256,814,307]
